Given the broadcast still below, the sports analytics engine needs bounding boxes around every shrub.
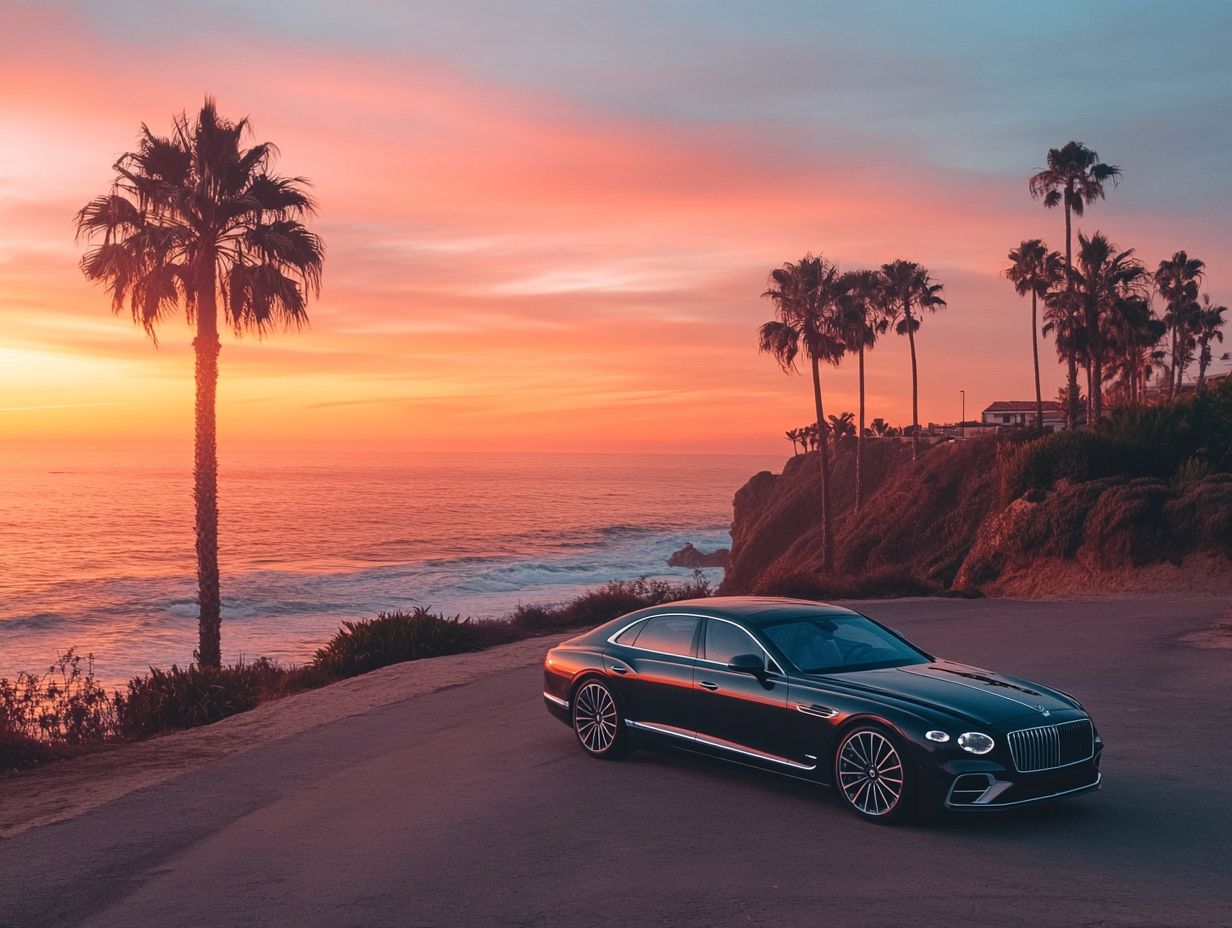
[115,658,302,739]
[1001,431,1156,500]
[516,574,711,632]
[1166,474,1232,557]
[0,730,57,772]
[311,608,518,679]
[0,650,116,747]
[1082,480,1176,568]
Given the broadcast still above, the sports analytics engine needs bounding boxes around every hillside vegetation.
[722,380,1232,598]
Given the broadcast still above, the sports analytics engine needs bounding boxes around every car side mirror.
[727,653,765,676]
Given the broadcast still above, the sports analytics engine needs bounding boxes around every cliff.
[722,426,1232,599]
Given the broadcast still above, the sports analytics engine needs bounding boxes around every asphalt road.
[2,597,1231,928]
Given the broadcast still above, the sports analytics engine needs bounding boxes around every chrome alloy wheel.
[573,682,619,754]
[837,730,905,817]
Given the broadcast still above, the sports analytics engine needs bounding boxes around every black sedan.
[543,596,1102,822]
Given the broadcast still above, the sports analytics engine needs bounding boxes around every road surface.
[2,597,1230,927]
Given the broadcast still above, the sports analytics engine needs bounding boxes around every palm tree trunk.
[856,346,865,512]
[1063,201,1079,428]
[1168,324,1179,399]
[906,307,919,463]
[810,356,833,572]
[1092,356,1103,420]
[194,256,223,669]
[1031,291,1043,429]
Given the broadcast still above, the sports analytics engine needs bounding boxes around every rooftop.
[983,400,1063,414]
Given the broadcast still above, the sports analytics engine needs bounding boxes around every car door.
[692,618,799,768]
[608,613,700,735]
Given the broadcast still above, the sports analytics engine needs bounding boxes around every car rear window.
[627,615,698,658]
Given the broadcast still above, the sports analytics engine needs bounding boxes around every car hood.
[818,660,1078,726]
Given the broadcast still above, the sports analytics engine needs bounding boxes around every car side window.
[629,615,699,658]
[614,619,647,645]
[704,620,764,667]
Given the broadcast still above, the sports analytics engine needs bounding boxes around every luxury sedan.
[542,596,1102,822]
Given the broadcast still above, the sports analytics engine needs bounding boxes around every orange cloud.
[1,5,1228,453]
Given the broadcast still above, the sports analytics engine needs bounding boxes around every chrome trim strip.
[606,612,784,675]
[794,703,838,719]
[542,691,569,709]
[625,719,817,771]
[899,667,1048,713]
[944,773,995,807]
[945,772,1101,811]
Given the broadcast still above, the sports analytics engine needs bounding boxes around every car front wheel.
[835,726,913,823]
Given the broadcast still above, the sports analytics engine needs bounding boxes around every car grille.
[1007,719,1094,773]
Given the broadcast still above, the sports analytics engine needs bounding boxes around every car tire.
[571,678,631,759]
[834,725,914,823]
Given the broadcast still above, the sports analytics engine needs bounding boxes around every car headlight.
[958,732,995,755]
[925,730,950,743]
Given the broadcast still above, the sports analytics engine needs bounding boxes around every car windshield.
[760,615,929,674]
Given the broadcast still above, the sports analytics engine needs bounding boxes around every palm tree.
[835,269,886,509]
[827,412,856,439]
[785,428,801,456]
[1105,294,1166,406]
[869,417,891,437]
[880,260,946,462]
[1195,294,1229,392]
[1005,240,1063,429]
[1066,232,1146,420]
[1155,251,1205,396]
[759,255,847,570]
[75,99,324,668]
[1029,141,1121,427]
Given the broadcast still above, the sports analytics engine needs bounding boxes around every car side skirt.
[625,719,819,772]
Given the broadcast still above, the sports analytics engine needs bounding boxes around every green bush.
[115,658,304,739]
[1166,474,1232,557]
[1001,431,1155,500]
[513,574,711,633]
[312,608,518,679]
[1082,480,1176,568]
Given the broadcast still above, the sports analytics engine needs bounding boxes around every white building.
[981,400,1066,431]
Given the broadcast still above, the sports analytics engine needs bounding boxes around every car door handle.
[699,681,719,691]
[610,663,630,675]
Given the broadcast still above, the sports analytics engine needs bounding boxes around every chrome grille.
[1007,719,1094,772]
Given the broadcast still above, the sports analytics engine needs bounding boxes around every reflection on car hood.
[818,660,1078,725]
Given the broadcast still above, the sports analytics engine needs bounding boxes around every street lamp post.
[960,389,966,427]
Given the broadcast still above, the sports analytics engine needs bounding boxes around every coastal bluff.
[720,435,1232,598]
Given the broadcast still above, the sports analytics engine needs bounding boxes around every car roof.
[650,596,862,626]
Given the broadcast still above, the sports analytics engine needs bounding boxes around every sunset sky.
[2,1,1229,453]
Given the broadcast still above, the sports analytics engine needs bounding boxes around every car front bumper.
[942,758,1102,811]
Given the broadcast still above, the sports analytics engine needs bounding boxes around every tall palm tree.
[759,255,847,570]
[1066,232,1146,420]
[1155,251,1205,396]
[785,428,801,456]
[1029,141,1121,427]
[835,269,887,509]
[1005,240,1063,429]
[880,260,946,462]
[1195,294,1229,392]
[75,99,324,668]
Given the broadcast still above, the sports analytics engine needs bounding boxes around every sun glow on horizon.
[1,3,1229,454]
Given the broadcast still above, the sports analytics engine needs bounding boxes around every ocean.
[0,448,778,686]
